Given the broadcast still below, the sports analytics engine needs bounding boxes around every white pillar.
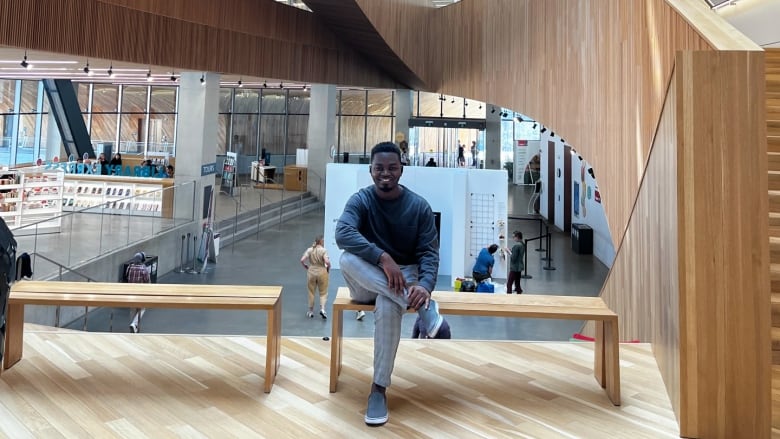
[305,84,337,198]
[174,72,220,223]
[484,105,502,170]
[394,89,412,146]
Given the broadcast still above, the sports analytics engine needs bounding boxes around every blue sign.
[44,161,168,178]
[201,163,217,176]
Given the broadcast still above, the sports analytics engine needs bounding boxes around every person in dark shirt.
[336,141,443,427]
[425,158,437,167]
[472,244,498,283]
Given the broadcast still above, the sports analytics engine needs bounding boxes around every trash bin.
[122,254,158,283]
[571,224,593,255]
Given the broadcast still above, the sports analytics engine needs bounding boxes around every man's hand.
[379,252,405,296]
[407,285,431,311]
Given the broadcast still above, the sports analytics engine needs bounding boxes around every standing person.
[425,157,437,167]
[457,141,465,167]
[399,140,409,166]
[97,153,109,175]
[472,244,498,283]
[507,231,525,294]
[300,235,331,319]
[470,140,477,167]
[336,141,443,426]
[125,252,150,333]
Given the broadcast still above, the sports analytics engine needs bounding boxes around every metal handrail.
[27,251,98,329]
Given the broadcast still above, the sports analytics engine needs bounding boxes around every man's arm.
[335,193,383,264]
[414,205,440,294]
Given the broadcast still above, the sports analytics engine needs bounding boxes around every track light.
[303,84,308,90]
[550,131,555,137]
[561,138,565,143]
[450,98,455,104]
[20,51,31,70]
[478,104,482,110]
[200,73,206,86]
[170,73,177,82]
[238,78,243,88]
[107,64,115,78]
[263,81,267,88]
[490,107,496,114]
[587,168,595,179]
[146,69,152,82]
[517,116,525,122]
[279,82,284,89]
[439,94,446,101]
[532,123,537,129]
[540,127,547,133]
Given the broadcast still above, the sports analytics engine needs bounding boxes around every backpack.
[126,264,150,283]
[476,281,495,293]
[0,217,17,364]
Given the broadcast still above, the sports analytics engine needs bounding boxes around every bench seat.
[330,287,620,405]
[2,281,283,393]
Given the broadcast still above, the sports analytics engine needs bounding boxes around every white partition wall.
[324,163,508,283]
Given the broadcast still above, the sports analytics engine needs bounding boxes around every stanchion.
[543,232,556,271]
[177,234,186,273]
[188,236,199,274]
[521,239,532,279]
[535,219,545,252]
[184,232,192,270]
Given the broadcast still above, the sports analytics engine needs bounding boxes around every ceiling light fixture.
[532,123,537,129]
[279,82,284,89]
[439,94,446,101]
[20,51,31,70]
[107,64,115,78]
[490,106,496,114]
[550,131,555,137]
[200,73,206,86]
[146,69,153,82]
[263,81,267,88]
[450,98,455,104]
[478,104,482,110]
[83,61,92,76]
[170,72,177,82]
[238,78,243,88]
[541,127,547,133]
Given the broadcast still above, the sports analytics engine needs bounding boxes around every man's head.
[488,244,499,254]
[513,231,523,241]
[369,142,403,198]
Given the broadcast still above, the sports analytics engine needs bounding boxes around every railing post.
[521,239,532,279]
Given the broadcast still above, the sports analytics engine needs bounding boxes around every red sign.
[517,140,528,146]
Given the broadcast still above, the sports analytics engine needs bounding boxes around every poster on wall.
[220,151,237,196]
[573,181,580,217]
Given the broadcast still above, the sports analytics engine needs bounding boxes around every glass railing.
[13,180,198,279]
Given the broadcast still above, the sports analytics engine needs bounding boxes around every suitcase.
[0,217,17,366]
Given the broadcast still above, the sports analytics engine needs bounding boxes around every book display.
[62,175,174,218]
[0,168,65,232]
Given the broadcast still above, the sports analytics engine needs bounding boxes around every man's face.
[370,152,403,195]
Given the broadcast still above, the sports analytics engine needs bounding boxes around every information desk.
[251,162,276,183]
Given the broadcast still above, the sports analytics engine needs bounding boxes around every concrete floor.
[66,184,610,341]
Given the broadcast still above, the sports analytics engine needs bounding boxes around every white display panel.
[324,164,507,281]
[0,168,65,232]
[62,179,164,217]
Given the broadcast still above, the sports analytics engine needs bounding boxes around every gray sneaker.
[418,299,444,338]
[364,391,388,425]
[356,310,366,321]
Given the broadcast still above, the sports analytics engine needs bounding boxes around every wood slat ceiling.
[303,0,429,90]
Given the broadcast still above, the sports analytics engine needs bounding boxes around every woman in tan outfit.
[300,235,331,319]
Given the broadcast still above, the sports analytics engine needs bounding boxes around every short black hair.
[513,231,523,240]
[488,244,499,253]
[370,142,402,163]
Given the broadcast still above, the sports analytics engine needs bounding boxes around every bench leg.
[3,303,24,372]
[594,321,605,388]
[263,301,281,393]
[329,305,344,393]
[604,318,621,405]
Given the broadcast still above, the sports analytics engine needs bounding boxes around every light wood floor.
[0,327,682,438]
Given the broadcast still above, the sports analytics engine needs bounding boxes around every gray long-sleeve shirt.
[335,185,439,293]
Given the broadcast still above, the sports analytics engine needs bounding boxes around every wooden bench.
[330,287,621,405]
[2,281,283,393]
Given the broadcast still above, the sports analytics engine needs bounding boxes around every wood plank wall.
[0,0,398,89]
[597,71,681,418]
[356,0,714,248]
[675,50,768,438]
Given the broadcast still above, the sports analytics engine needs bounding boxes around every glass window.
[16,114,37,164]
[366,117,393,148]
[219,88,232,113]
[91,114,119,149]
[414,91,443,117]
[367,90,392,116]
[287,89,310,115]
[339,90,366,115]
[20,81,39,113]
[465,100,486,119]
[287,115,308,150]
[119,113,145,152]
[39,113,50,160]
[148,115,174,155]
[232,114,259,157]
[121,86,147,113]
[442,96,465,118]
[260,115,286,154]
[76,83,90,112]
[216,114,230,156]
[92,85,119,113]
[261,90,286,114]
[0,79,16,114]
[339,116,366,154]
[150,86,176,113]
[234,89,259,114]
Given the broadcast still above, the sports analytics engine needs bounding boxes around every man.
[336,141,443,426]
[125,252,150,333]
[507,231,525,294]
[472,244,498,283]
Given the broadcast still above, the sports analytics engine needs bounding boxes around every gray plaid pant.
[339,252,419,388]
